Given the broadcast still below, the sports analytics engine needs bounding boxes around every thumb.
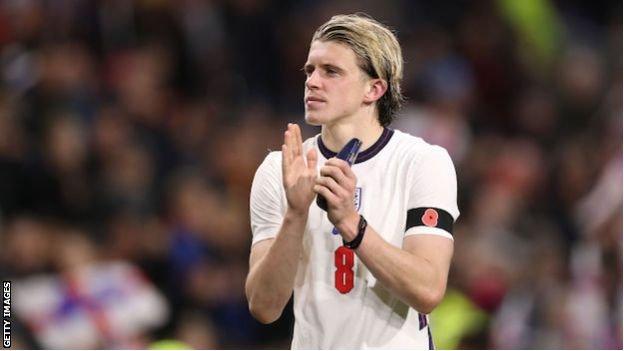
[306,148,318,172]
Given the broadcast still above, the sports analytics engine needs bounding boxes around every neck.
[320,112,384,152]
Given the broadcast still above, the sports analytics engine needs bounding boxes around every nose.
[305,70,321,90]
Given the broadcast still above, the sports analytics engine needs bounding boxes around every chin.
[304,112,325,126]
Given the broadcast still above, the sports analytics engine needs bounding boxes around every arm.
[331,211,453,313]
[314,156,455,313]
[245,123,317,324]
[245,209,308,324]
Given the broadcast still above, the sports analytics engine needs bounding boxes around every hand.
[282,123,318,216]
[314,158,360,238]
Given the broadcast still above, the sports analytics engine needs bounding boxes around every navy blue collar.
[317,128,394,164]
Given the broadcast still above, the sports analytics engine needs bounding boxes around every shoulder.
[253,150,282,186]
[257,150,281,170]
[264,150,282,165]
[396,129,460,219]
[391,129,453,165]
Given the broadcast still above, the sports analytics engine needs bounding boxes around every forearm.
[246,209,307,323]
[358,230,445,313]
[337,217,447,314]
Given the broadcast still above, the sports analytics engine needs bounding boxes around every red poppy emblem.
[422,209,439,227]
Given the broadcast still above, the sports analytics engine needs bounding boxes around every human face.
[303,40,370,126]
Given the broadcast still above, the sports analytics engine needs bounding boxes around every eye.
[324,66,341,77]
[302,66,314,77]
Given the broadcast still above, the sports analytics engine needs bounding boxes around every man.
[246,14,459,349]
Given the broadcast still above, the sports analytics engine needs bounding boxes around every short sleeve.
[250,152,285,245]
[405,146,459,240]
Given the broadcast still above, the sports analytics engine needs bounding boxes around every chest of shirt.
[303,155,411,255]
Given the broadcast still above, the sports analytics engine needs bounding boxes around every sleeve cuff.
[251,227,279,246]
[405,225,454,241]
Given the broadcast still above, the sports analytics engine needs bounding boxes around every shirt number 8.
[334,246,354,293]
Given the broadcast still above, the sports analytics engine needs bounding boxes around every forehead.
[306,40,360,68]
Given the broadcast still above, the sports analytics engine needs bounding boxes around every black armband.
[405,207,453,234]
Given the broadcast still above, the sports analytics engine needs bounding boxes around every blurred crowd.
[0,0,620,349]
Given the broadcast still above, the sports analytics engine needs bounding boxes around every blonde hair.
[311,13,404,126]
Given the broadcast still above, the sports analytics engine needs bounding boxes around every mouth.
[305,97,326,108]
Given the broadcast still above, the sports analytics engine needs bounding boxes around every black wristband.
[343,215,367,250]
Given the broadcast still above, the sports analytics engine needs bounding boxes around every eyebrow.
[302,63,345,73]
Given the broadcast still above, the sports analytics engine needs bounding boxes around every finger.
[283,126,289,147]
[316,176,347,198]
[284,130,292,161]
[306,148,318,172]
[325,157,348,167]
[282,144,291,169]
[293,123,303,157]
[327,157,357,181]
[314,184,339,204]
[320,165,348,185]
[287,123,298,158]
[285,128,297,160]
[285,124,293,151]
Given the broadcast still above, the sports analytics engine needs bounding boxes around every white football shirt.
[250,128,459,349]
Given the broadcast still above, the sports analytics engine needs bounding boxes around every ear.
[363,79,388,104]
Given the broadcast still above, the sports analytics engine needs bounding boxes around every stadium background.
[0,0,620,349]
